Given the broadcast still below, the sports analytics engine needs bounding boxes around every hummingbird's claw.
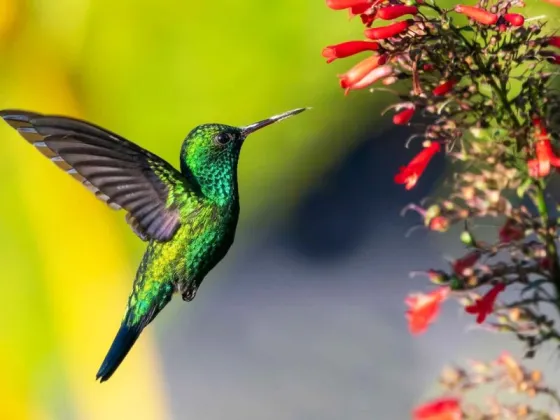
[182,286,197,302]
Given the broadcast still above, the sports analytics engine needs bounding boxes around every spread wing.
[0,109,189,242]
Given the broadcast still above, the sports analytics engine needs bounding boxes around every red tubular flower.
[326,0,372,10]
[322,41,379,63]
[452,251,481,276]
[454,5,498,25]
[413,397,462,420]
[499,218,524,243]
[394,142,441,190]
[337,54,387,91]
[405,287,450,335]
[432,79,457,96]
[547,36,560,48]
[341,64,393,94]
[423,63,435,71]
[528,139,554,177]
[527,118,560,177]
[376,5,418,20]
[504,13,524,26]
[393,107,415,125]
[364,19,413,40]
[465,283,506,324]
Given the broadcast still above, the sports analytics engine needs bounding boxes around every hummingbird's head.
[180,108,308,204]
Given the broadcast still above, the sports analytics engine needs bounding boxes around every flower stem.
[533,181,560,306]
[422,3,523,143]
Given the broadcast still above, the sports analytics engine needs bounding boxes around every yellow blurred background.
[1,0,559,419]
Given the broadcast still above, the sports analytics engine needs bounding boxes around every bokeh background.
[1,0,560,419]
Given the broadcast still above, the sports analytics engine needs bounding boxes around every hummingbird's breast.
[174,198,240,289]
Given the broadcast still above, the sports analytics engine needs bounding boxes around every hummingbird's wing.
[0,110,190,242]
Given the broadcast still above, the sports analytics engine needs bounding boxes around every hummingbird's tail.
[96,280,174,382]
[96,323,143,383]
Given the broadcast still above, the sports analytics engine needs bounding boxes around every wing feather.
[0,109,190,242]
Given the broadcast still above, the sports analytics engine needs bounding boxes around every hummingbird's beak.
[241,107,309,136]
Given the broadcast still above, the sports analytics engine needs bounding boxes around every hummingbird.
[0,107,307,382]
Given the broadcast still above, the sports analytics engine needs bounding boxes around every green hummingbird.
[0,107,307,382]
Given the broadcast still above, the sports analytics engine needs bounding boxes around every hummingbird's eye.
[214,132,233,146]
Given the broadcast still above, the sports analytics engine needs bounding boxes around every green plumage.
[0,107,306,382]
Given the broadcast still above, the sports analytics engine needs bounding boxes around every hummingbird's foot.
[182,286,197,302]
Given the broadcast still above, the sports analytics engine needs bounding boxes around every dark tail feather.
[96,323,142,382]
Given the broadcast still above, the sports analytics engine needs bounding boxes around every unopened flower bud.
[460,231,475,246]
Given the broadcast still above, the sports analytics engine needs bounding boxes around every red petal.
[405,288,449,334]
[394,143,440,189]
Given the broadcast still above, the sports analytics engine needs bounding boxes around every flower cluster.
[404,141,560,356]
[324,0,560,189]
[415,353,560,419]
[323,0,560,418]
